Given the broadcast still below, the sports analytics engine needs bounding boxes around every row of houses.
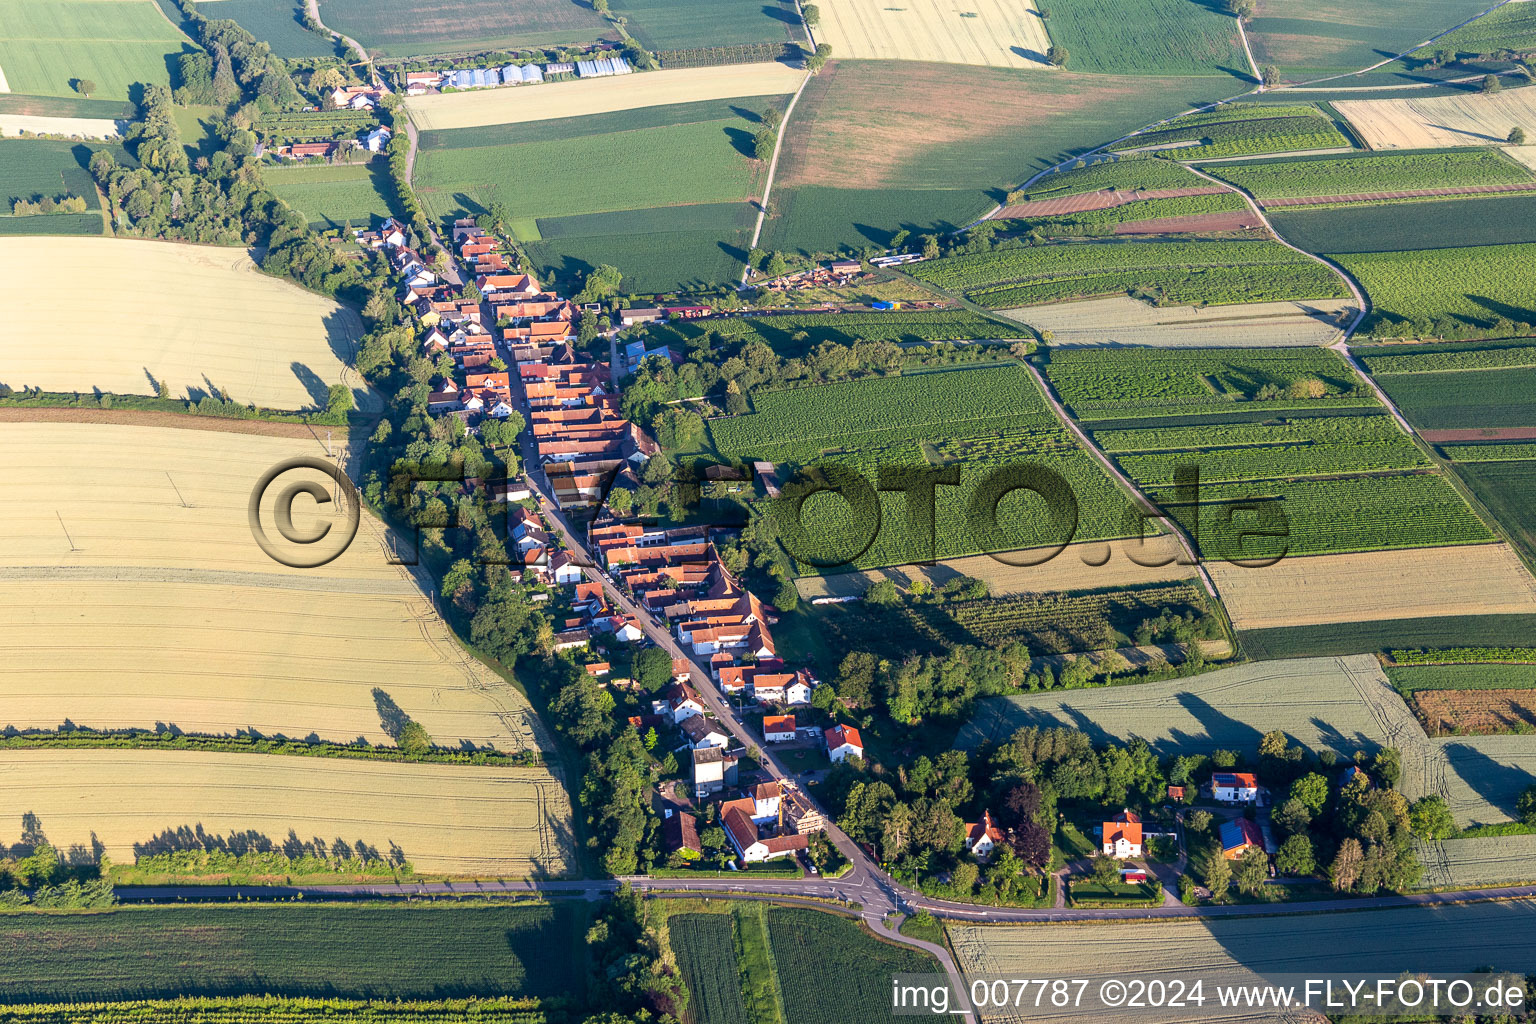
[402,57,630,95]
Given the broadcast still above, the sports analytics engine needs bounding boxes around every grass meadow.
[317,0,615,55]
[1040,0,1246,76]
[265,161,399,228]
[0,0,193,100]
[0,903,588,1003]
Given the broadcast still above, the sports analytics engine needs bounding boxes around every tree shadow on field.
[132,822,406,867]
[1012,46,1046,63]
[730,105,765,124]
[761,3,799,25]
[1306,716,1377,759]
[725,125,757,159]
[292,361,331,407]
[1468,294,1536,326]
[1442,742,1535,824]
[372,687,411,742]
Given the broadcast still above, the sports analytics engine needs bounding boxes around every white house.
[1102,810,1143,859]
[964,811,1004,862]
[721,797,806,863]
[785,676,813,706]
[680,715,729,750]
[1212,772,1260,804]
[826,724,863,763]
[549,551,583,585]
[750,782,782,824]
[652,682,706,724]
[762,714,796,744]
[380,218,407,247]
[364,125,391,152]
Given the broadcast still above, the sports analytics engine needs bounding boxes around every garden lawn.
[0,0,192,101]
[0,903,588,1003]
[1035,0,1245,76]
[1332,244,1536,337]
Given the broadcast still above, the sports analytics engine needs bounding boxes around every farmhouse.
[964,811,1004,861]
[1102,810,1143,859]
[1212,772,1261,804]
[763,714,797,743]
[720,796,808,863]
[620,307,662,326]
[751,782,782,823]
[826,724,864,763]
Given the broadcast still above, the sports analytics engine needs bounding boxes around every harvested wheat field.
[0,423,549,751]
[0,113,122,138]
[796,536,1194,600]
[404,63,805,130]
[1208,543,1536,631]
[1509,146,1536,173]
[1418,834,1536,888]
[1004,295,1357,347]
[951,901,1536,1023]
[815,0,1051,68]
[1336,90,1536,150]
[1438,735,1536,828]
[0,750,575,877]
[0,237,373,412]
[1415,688,1536,736]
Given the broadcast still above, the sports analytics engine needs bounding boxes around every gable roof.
[966,810,1004,846]
[763,714,796,733]
[826,724,862,751]
[1213,772,1259,788]
[662,811,701,854]
[1220,818,1265,852]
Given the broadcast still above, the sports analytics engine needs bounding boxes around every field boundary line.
[1236,17,1261,86]
[742,68,813,284]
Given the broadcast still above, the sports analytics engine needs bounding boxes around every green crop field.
[1238,614,1536,660]
[1016,157,1209,200]
[528,203,758,294]
[0,93,136,118]
[1151,473,1493,559]
[1334,244,1536,337]
[0,138,119,210]
[1247,0,1492,78]
[1032,0,1245,76]
[0,903,588,1003]
[958,654,1401,751]
[1098,414,1429,483]
[1273,195,1536,254]
[1388,663,1536,696]
[764,62,1210,254]
[264,162,398,228]
[631,309,1021,354]
[767,909,935,1024]
[1359,339,1536,376]
[612,0,799,50]
[204,0,335,57]
[668,914,750,1024]
[1372,368,1536,431]
[1004,192,1251,232]
[1207,149,1535,200]
[908,239,1347,309]
[1411,1,1536,58]
[0,0,194,100]
[1455,459,1536,565]
[417,97,788,151]
[1042,346,1374,421]
[1442,442,1536,462]
[700,364,1131,570]
[1111,104,1350,158]
[317,0,615,55]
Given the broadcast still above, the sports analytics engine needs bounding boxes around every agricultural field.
[0,236,368,411]
[1416,1,1536,57]
[0,749,575,877]
[701,364,1132,570]
[1358,338,1536,433]
[793,535,1195,600]
[630,308,1021,355]
[0,138,126,234]
[263,162,398,229]
[998,191,1253,235]
[956,654,1411,754]
[1041,345,1375,421]
[415,96,788,291]
[0,0,194,100]
[1208,544,1536,632]
[0,903,587,1003]
[1028,0,1244,76]
[1112,104,1350,158]
[1418,834,1536,889]
[201,0,335,58]
[1010,295,1357,347]
[1414,687,1536,736]
[1335,89,1536,150]
[909,239,1348,309]
[0,998,559,1023]
[1205,149,1536,201]
[763,61,1206,253]
[0,423,551,752]
[667,914,749,1024]
[1009,157,1214,201]
[404,64,804,131]
[613,0,801,51]
[1238,614,1536,661]
[318,0,614,56]
[766,908,937,1024]
[0,112,123,138]
[1272,193,1536,253]
[1455,459,1536,565]
[951,900,1536,1018]
[812,0,1052,69]
[1333,244,1536,337]
[1441,441,1536,461]
[1246,0,1492,79]
[1439,735,1536,827]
